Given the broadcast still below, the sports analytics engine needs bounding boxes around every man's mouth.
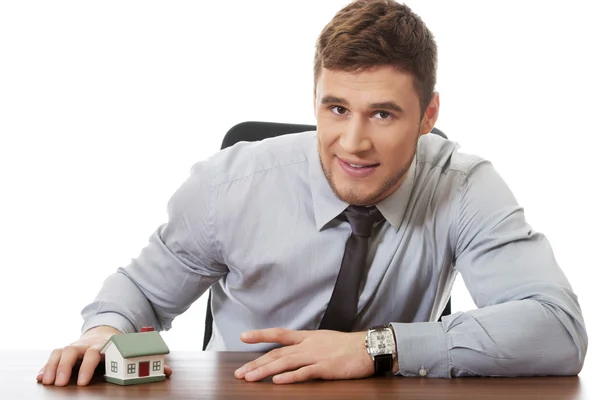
[337,157,380,177]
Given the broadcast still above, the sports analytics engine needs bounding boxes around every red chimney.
[141,326,154,332]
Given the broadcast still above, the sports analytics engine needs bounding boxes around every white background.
[0,0,598,375]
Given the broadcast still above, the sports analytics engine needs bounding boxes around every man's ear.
[419,92,440,135]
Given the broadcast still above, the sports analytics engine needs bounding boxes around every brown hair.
[314,0,437,116]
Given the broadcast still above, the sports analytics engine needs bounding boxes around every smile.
[337,157,380,178]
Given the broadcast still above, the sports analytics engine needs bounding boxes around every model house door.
[139,361,150,377]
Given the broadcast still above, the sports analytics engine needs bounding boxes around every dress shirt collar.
[307,132,417,231]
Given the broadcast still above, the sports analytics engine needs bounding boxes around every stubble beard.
[320,145,417,206]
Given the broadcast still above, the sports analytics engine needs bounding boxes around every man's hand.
[234,328,373,384]
[36,326,173,386]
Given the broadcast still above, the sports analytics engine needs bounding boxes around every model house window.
[128,363,136,374]
[152,361,161,371]
[111,361,118,373]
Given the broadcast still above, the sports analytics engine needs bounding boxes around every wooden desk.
[0,350,593,399]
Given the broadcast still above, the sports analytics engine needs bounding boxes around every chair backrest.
[221,121,318,149]
[202,121,451,350]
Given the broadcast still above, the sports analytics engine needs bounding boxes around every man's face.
[314,65,439,206]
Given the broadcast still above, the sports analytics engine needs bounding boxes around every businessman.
[38,0,587,386]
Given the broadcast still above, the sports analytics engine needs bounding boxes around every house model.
[100,326,170,386]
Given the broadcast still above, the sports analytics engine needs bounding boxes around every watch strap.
[374,354,393,376]
[371,324,388,330]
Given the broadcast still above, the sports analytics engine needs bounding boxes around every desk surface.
[0,350,593,399]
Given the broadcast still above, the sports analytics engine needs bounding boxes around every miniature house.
[100,326,170,386]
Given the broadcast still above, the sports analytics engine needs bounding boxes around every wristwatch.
[365,324,397,376]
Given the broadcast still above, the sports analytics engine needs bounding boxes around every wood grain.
[0,350,589,399]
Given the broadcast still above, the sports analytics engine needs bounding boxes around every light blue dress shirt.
[81,131,587,377]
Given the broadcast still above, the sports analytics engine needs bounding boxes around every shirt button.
[419,368,427,377]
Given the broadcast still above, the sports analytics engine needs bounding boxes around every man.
[38,0,587,386]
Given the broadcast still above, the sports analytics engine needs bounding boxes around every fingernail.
[57,372,67,382]
[240,332,249,340]
[235,367,245,377]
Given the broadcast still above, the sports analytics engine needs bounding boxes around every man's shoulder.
[416,133,486,178]
[203,130,315,187]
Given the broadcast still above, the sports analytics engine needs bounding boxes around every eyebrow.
[320,95,404,113]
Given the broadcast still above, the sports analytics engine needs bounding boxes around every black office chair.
[202,121,451,350]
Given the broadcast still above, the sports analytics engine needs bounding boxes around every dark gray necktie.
[319,205,384,332]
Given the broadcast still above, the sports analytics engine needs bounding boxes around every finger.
[242,353,311,382]
[273,364,320,384]
[164,365,173,377]
[55,345,82,386]
[36,368,45,382]
[41,349,62,385]
[240,328,304,346]
[76,346,102,386]
[36,362,46,382]
[235,345,294,379]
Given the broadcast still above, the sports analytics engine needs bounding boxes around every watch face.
[369,329,396,356]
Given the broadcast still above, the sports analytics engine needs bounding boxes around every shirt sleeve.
[391,158,588,377]
[80,160,227,334]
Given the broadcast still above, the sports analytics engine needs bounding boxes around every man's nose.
[338,118,372,154]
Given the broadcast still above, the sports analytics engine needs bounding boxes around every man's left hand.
[234,328,373,384]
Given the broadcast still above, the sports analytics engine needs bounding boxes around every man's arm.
[391,158,587,377]
[81,160,226,334]
[38,160,226,386]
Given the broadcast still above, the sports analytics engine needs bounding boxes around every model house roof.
[101,331,170,358]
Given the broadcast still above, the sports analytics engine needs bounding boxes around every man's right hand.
[36,326,121,387]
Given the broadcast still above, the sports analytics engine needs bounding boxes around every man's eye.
[374,111,392,119]
[330,106,347,115]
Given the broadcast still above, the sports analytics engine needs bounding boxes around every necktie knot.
[343,206,384,238]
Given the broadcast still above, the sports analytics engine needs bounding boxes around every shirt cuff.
[390,321,450,378]
[81,312,137,335]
